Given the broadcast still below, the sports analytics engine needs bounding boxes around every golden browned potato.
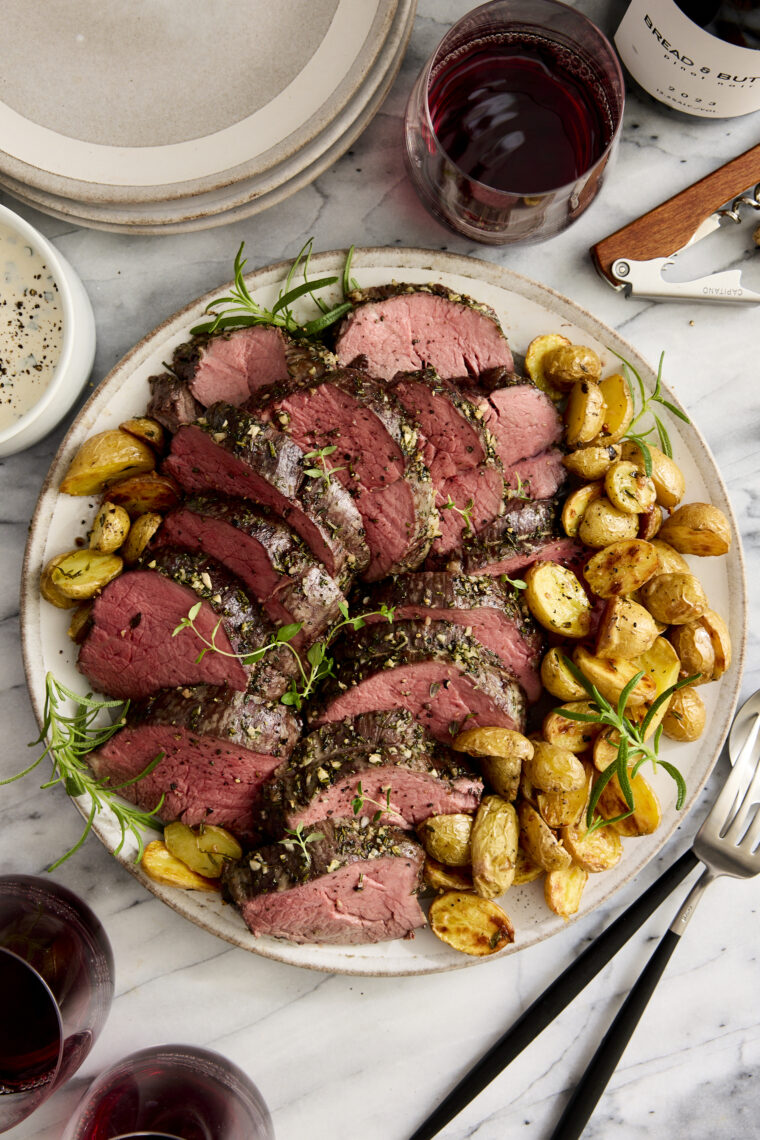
[196,824,243,861]
[164,822,227,878]
[541,648,587,701]
[525,333,571,398]
[584,539,659,598]
[564,379,606,446]
[545,864,589,918]
[524,741,586,793]
[562,444,622,481]
[595,596,660,659]
[120,416,166,452]
[514,846,544,885]
[471,797,519,898]
[561,817,623,872]
[578,498,639,548]
[40,559,78,609]
[659,503,731,557]
[592,372,634,445]
[524,562,592,638]
[572,645,657,707]
[638,506,663,541]
[543,701,601,753]
[561,482,603,537]
[543,344,602,391]
[453,727,533,801]
[45,549,123,601]
[478,755,523,801]
[631,637,681,739]
[518,802,572,871]
[698,609,732,678]
[662,686,706,741]
[105,471,182,517]
[428,891,515,955]
[141,840,219,891]
[537,778,589,829]
[121,511,163,564]
[423,858,474,893]
[639,572,709,625]
[668,622,715,684]
[593,728,620,772]
[597,771,662,837]
[620,441,685,509]
[605,462,657,515]
[417,814,473,866]
[67,602,93,643]
[89,502,131,554]
[650,539,690,575]
[60,430,156,496]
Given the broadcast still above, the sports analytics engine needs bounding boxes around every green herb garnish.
[613,350,691,476]
[441,495,475,537]
[351,781,393,823]
[279,822,324,866]
[303,444,345,487]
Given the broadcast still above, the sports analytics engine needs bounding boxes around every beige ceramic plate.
[21,248,746,976]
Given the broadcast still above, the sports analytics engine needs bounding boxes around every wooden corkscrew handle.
[591,143,760,285]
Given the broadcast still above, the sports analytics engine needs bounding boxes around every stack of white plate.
[0,0,416,234]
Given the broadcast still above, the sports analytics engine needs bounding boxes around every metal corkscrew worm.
[718,182,760,224]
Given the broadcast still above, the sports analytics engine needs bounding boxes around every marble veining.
[2,2,759,1137]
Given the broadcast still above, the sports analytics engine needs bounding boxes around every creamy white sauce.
[0,221,63,431]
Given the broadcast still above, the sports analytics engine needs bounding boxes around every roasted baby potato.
[423,858,474,893]
[453,727,533,801]
[428,891,515,956]
[561,482,603,537]
[513,846,544,885]
[537,778,589,829]
[524,741,586,793]
[605,462,657,515]
[592,372,634,444]
[562,444,622,480]
[662,686,706,741]
[597,771,662,837]
[572,645,657,708]
[650,539,690,575]
[638,572,709,625]
[141,840,219,891]
[164,822,230,878]
[542,701,601,753]
[540,648,587,701]
[696,609,732,679]
[105,471,182,517]
[525,333,571,398]
[44,549,123,601]
[524,562,592,638]
[121,511,163,564]
[40,559,79,609]
[561,816,623,872]
[583,539,659,598]
[564,379,606,446]
[60,430,156,496]
[595,596,660,659]
[658,503,732,557]
[471,796,519,898]
[543,343,602,391]
[67,602,93,643]
[417,814,473,866]
[119,416,166,452]
[620,441,685,509]
[638,505,663,541]
[89,502,131,553]
[578,498,639,548]
[668,621,715,684]
[631,637,681,739]
[196,824,243,861]
[518,801,572,872]
[545,864,588,918]
[592,728,620,772]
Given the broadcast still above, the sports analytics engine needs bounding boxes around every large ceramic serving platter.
[21,249,746,976]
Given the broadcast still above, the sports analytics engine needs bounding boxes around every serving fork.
[410,702,760,1140]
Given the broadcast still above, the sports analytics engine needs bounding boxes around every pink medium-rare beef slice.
[365,572,543,702]
[222,818,426,945]
[458,499,581,577]
[258,708,482,836]
[505,447,566,500]
[389,370,504,554]
[254,369,437,580]
[156,497,345,647]
[312,620,527,742]
[335,283,514,381]
[164,403,369,588]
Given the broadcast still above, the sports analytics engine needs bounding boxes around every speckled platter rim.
[20,248,746,976]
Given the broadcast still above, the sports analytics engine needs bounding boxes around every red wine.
[0,949,61,1093]
[428,35,611,194]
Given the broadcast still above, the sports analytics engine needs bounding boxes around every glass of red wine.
[404,0,625,244]
[60,1044,275,1140]
[0,874,114,1133]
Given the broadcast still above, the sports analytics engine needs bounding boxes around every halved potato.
[60,430,156,496]
[514,845,544,885]
[620,441,685,509]
[67,602,93,643]
[537,778,589,829]
[525,333,571,398]
[105,471,182,517]
[592,372,634,444]
[631,637,681,739]
[120,416,166,452]
[164,822,226,878]
[605,462,657,515]
[518,801,572,872]
[141,840,219,891]
[595,596,660,659]
[428,891,515,955]
[662,686,706,742]
[572,645,657,708]
[453,727,532,801]
[697,609,732,678]
[197,824,243,861]
[471,797,519,898]
[417,814,473,866]
[40,559,79,609]
[638,506,663,541]
[561,817,623,872]
[46,549,123,600]
[597,770,662,837]
[543,701,602,753]
[659,503,731,557]
[561,482,603,537]
[593,728,620,772]
[650,539,690,575]
[564,379,606,446]
[541,648,588,701]
[562,444,622,481]
[639,571,709,625]
[524,562,592,638]
[583,539,659,598]
[578,498,639,548]
[524,741,586,793]
[423,858,474,893]
[121,511,163,564]
[543,344,602,390]
[545,864,588,918]
[668,621,715,684]
[89,502,131,553]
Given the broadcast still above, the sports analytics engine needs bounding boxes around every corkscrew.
[591,143,760,303]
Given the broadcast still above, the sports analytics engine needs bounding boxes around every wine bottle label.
[615,0,760,117]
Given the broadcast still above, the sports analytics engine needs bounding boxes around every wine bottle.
[615,0,760,117]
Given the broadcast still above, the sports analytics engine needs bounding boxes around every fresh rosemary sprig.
[557,656,696,835]
[172,600,396,712]
[1,674,165,870]
[441,495,475,536]
[190,239,354,337]
[279,822,324,866]
[351,781,393,823]
[302,444,345,487]
[612,350,691,476]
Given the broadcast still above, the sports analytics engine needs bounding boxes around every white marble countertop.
[2,2,759,1137]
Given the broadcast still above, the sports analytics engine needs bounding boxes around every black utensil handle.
[409,849,699,1140]
[549,928,683,1140]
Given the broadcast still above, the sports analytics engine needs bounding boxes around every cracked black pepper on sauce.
[0,222,63,429]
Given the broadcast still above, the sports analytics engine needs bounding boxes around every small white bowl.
[0,203,95,457]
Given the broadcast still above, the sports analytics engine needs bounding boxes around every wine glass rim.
[419,0,625,199]
[0,945,65,1105]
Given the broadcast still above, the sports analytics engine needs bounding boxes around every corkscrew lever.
[590,142,760,303]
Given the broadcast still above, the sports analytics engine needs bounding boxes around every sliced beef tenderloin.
[222,818,426,945]
[335,282,513,380]
[458,499,581,577]
[164,403,369,588]
[88,686,300,842]
[389,370,504,555]
[312,620,526,742]
[258,708,482,836]
[147,372,202,434]
[253,369,436,580]
[156,497,345,647]
[364,573,543,702]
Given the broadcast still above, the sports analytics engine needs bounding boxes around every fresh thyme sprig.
[279,822,324,866]
[612,350,691,476]
[441,495,475,536]
[556,656,696,835]
[190,239,354,337]
[351,781,393,823]
[303,444,345,487]
[1,674,165,870]
[172,600,396,712]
